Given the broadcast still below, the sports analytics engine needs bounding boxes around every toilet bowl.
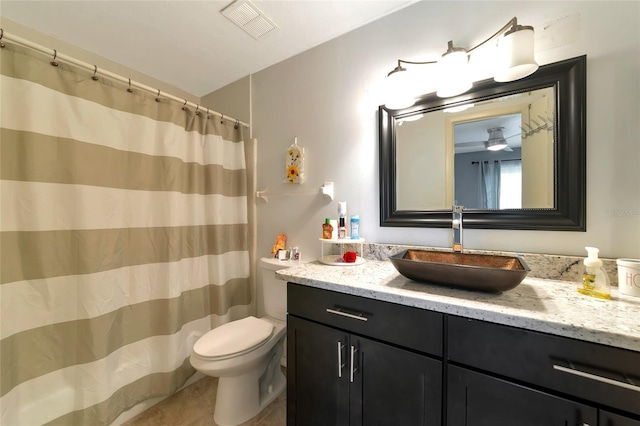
[189,257,301,426]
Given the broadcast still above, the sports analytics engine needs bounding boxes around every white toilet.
[189,257,298,426]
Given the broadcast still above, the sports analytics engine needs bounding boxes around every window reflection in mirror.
[395,87,555,211]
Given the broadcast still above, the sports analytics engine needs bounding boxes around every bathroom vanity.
[279,260,640,426]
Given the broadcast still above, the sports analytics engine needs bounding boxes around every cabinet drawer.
[287,283,443,357]
[447,364,597,426]
[447,315,640,416]
[601,410,640,426]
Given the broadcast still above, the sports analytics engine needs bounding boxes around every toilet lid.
[193,316,274,359]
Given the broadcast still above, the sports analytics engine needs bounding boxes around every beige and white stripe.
[1,252,250,339]
[1,182,248,231]
[1,75,247,169]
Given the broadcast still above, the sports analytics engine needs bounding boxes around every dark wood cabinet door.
[287,316,350,426]
[351,336,442,426]
[447,365,597,426]
[601,411,640,426]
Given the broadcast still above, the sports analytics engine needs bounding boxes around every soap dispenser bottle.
[578,247,611,300]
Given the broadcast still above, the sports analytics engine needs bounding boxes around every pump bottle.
[578,247,611,300]
[337,201,347,239]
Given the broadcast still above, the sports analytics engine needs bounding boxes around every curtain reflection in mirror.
[477,161,500,209]
[472,159,522,209]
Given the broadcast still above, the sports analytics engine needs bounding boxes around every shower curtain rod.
[0,29,249,128]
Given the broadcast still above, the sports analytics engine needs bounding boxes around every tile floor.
[122,372,286,426]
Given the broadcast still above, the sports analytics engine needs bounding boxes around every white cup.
[617,258,640,298]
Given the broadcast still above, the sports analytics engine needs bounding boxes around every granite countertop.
[276,260,640,353]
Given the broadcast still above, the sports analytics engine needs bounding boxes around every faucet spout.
[452,205,463,253]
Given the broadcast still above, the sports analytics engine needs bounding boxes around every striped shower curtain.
[1,43,253,425]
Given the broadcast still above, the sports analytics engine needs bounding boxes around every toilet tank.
[260,258,301,321]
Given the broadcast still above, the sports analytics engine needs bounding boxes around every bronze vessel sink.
[389,249,530,292]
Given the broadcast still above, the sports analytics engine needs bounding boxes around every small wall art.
[284,136,305,184]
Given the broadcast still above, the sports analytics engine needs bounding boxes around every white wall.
[201,75,251,125]
[251,1,640,260]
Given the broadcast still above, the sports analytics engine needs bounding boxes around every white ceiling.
[1,0,417,97]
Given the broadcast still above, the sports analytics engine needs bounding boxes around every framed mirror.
[379,55,586,231]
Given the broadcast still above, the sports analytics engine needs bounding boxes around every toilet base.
[208,332,286,426]
[213,362,285,426]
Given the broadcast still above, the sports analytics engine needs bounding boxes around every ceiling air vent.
[221,0,278,40]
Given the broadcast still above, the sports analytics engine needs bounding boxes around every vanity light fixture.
[385,17,538,109]
[485,127,509,151]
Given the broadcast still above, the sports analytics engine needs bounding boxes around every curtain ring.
[234,119,240,129]
[127,78,133,93]
[51,49,59,67]
[206,108,211,119]
[0,29,5,48]
[155,89,161,102]
[91,65,99,81]
[220,114,224,124]
[182,99,188,111]
[195,105,201,116]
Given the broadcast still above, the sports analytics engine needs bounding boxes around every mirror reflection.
[395,87,555,211]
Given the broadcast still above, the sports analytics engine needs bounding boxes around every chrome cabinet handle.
[350,345,358,383]
[552,364,640,392]
[337,341,345,378]
[326,308,368,322]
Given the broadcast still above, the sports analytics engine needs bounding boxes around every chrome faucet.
[452,205,463,252]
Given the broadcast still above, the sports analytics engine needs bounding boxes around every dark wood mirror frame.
[379,55,586,231]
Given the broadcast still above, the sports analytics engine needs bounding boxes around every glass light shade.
[494,26,538,82]
[436,49,472,98]
[385,68,415,109]
[485,127,508,151]
[486,140,508,151]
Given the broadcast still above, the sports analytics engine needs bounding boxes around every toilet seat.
[193,316,274,360]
